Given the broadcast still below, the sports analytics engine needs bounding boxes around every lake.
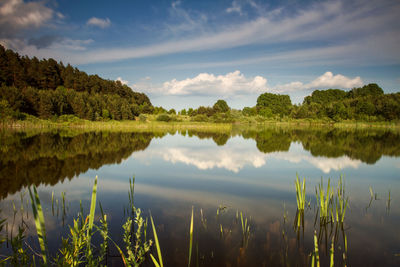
[0,125,399,266]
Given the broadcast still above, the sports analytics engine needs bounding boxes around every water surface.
[1,126,399,266]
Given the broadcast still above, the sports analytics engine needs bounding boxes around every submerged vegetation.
[0,174,395,266]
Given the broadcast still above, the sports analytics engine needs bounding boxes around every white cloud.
[0,0,54,38]
[21,0,398,66]
[116,77,129,85]
[87,17,111,28]
[273,72,363,93]
[146,70,267,96]
[165,0,207,35]
[50,38,93,51]
[133,71,362,97]
[226,1,243,15]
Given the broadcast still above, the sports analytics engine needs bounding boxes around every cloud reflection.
[133,139,361,173]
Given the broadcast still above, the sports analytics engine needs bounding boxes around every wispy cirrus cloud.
[5,0,399,69]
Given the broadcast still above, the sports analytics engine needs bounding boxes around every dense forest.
[0,45,399,122]
[0,45,153,121]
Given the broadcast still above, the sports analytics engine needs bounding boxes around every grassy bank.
[1,114,400,132]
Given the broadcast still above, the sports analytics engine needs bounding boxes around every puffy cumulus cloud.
[307,72,363,89]
[156,70,267,96]
[0,0,54,38]
[273,72,363,93]
[87,17,111,28]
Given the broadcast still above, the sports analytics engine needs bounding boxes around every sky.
[1,0,399,109]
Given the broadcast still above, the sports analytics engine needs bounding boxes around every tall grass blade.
[28,186,48,266]
[188,206,194,267]
[88,175,98,236]
[150,213,163,267]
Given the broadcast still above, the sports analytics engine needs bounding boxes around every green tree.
[256,92,292,116]
[213,99,230,113]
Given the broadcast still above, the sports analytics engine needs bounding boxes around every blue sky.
[1,0,399,109]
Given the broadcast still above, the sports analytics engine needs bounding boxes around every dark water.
[0,126,399,266]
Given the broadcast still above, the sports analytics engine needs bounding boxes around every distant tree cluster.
[292,84,400,121]
[241,83,400,121]
[0,45,152,120]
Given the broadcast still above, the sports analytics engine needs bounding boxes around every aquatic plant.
[295,174,306,211]
[149,214,164,267]
[316,178,334,223]
[188,207,194,267]
[28,185,48,265]
[335,175,348,224]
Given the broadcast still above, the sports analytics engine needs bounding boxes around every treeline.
[153,84,399,123]
[253,84,400,121]
[0,45,153,121]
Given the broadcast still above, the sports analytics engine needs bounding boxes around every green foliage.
[139,114,147,122]
[156,114,172,122]
[242,106,257,116]
[0,45,152,121]
[303,89,348,105]
[0,99,12,121]
[297,85,400,122]
[190,114,209,122]
[212,99,230,113]
[349,83,384,98]
[122,209,153,266]
[256,92,292,116]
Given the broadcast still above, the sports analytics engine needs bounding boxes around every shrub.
[139,114,147,122]
[190,114,208,122]
[156,114,171,122]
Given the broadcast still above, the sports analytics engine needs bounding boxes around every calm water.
[1,126,399,266]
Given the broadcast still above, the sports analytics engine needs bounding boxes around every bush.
[57,114,81,123]
[156,114,172,122]
[139,114,147,122]
[190,114,209,122]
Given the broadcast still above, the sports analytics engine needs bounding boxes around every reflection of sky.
[133,137,362,173]
[1,133,399,265]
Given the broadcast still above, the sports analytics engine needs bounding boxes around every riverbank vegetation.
[1,45,399,125]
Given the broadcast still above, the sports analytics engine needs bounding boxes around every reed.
[316,178,333,223]
[150,213,164,267]
[295,174,306,211]
[28,185,48,266]
[188,206,194,267]
[335,175,348,224]
[240,212,251,248]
